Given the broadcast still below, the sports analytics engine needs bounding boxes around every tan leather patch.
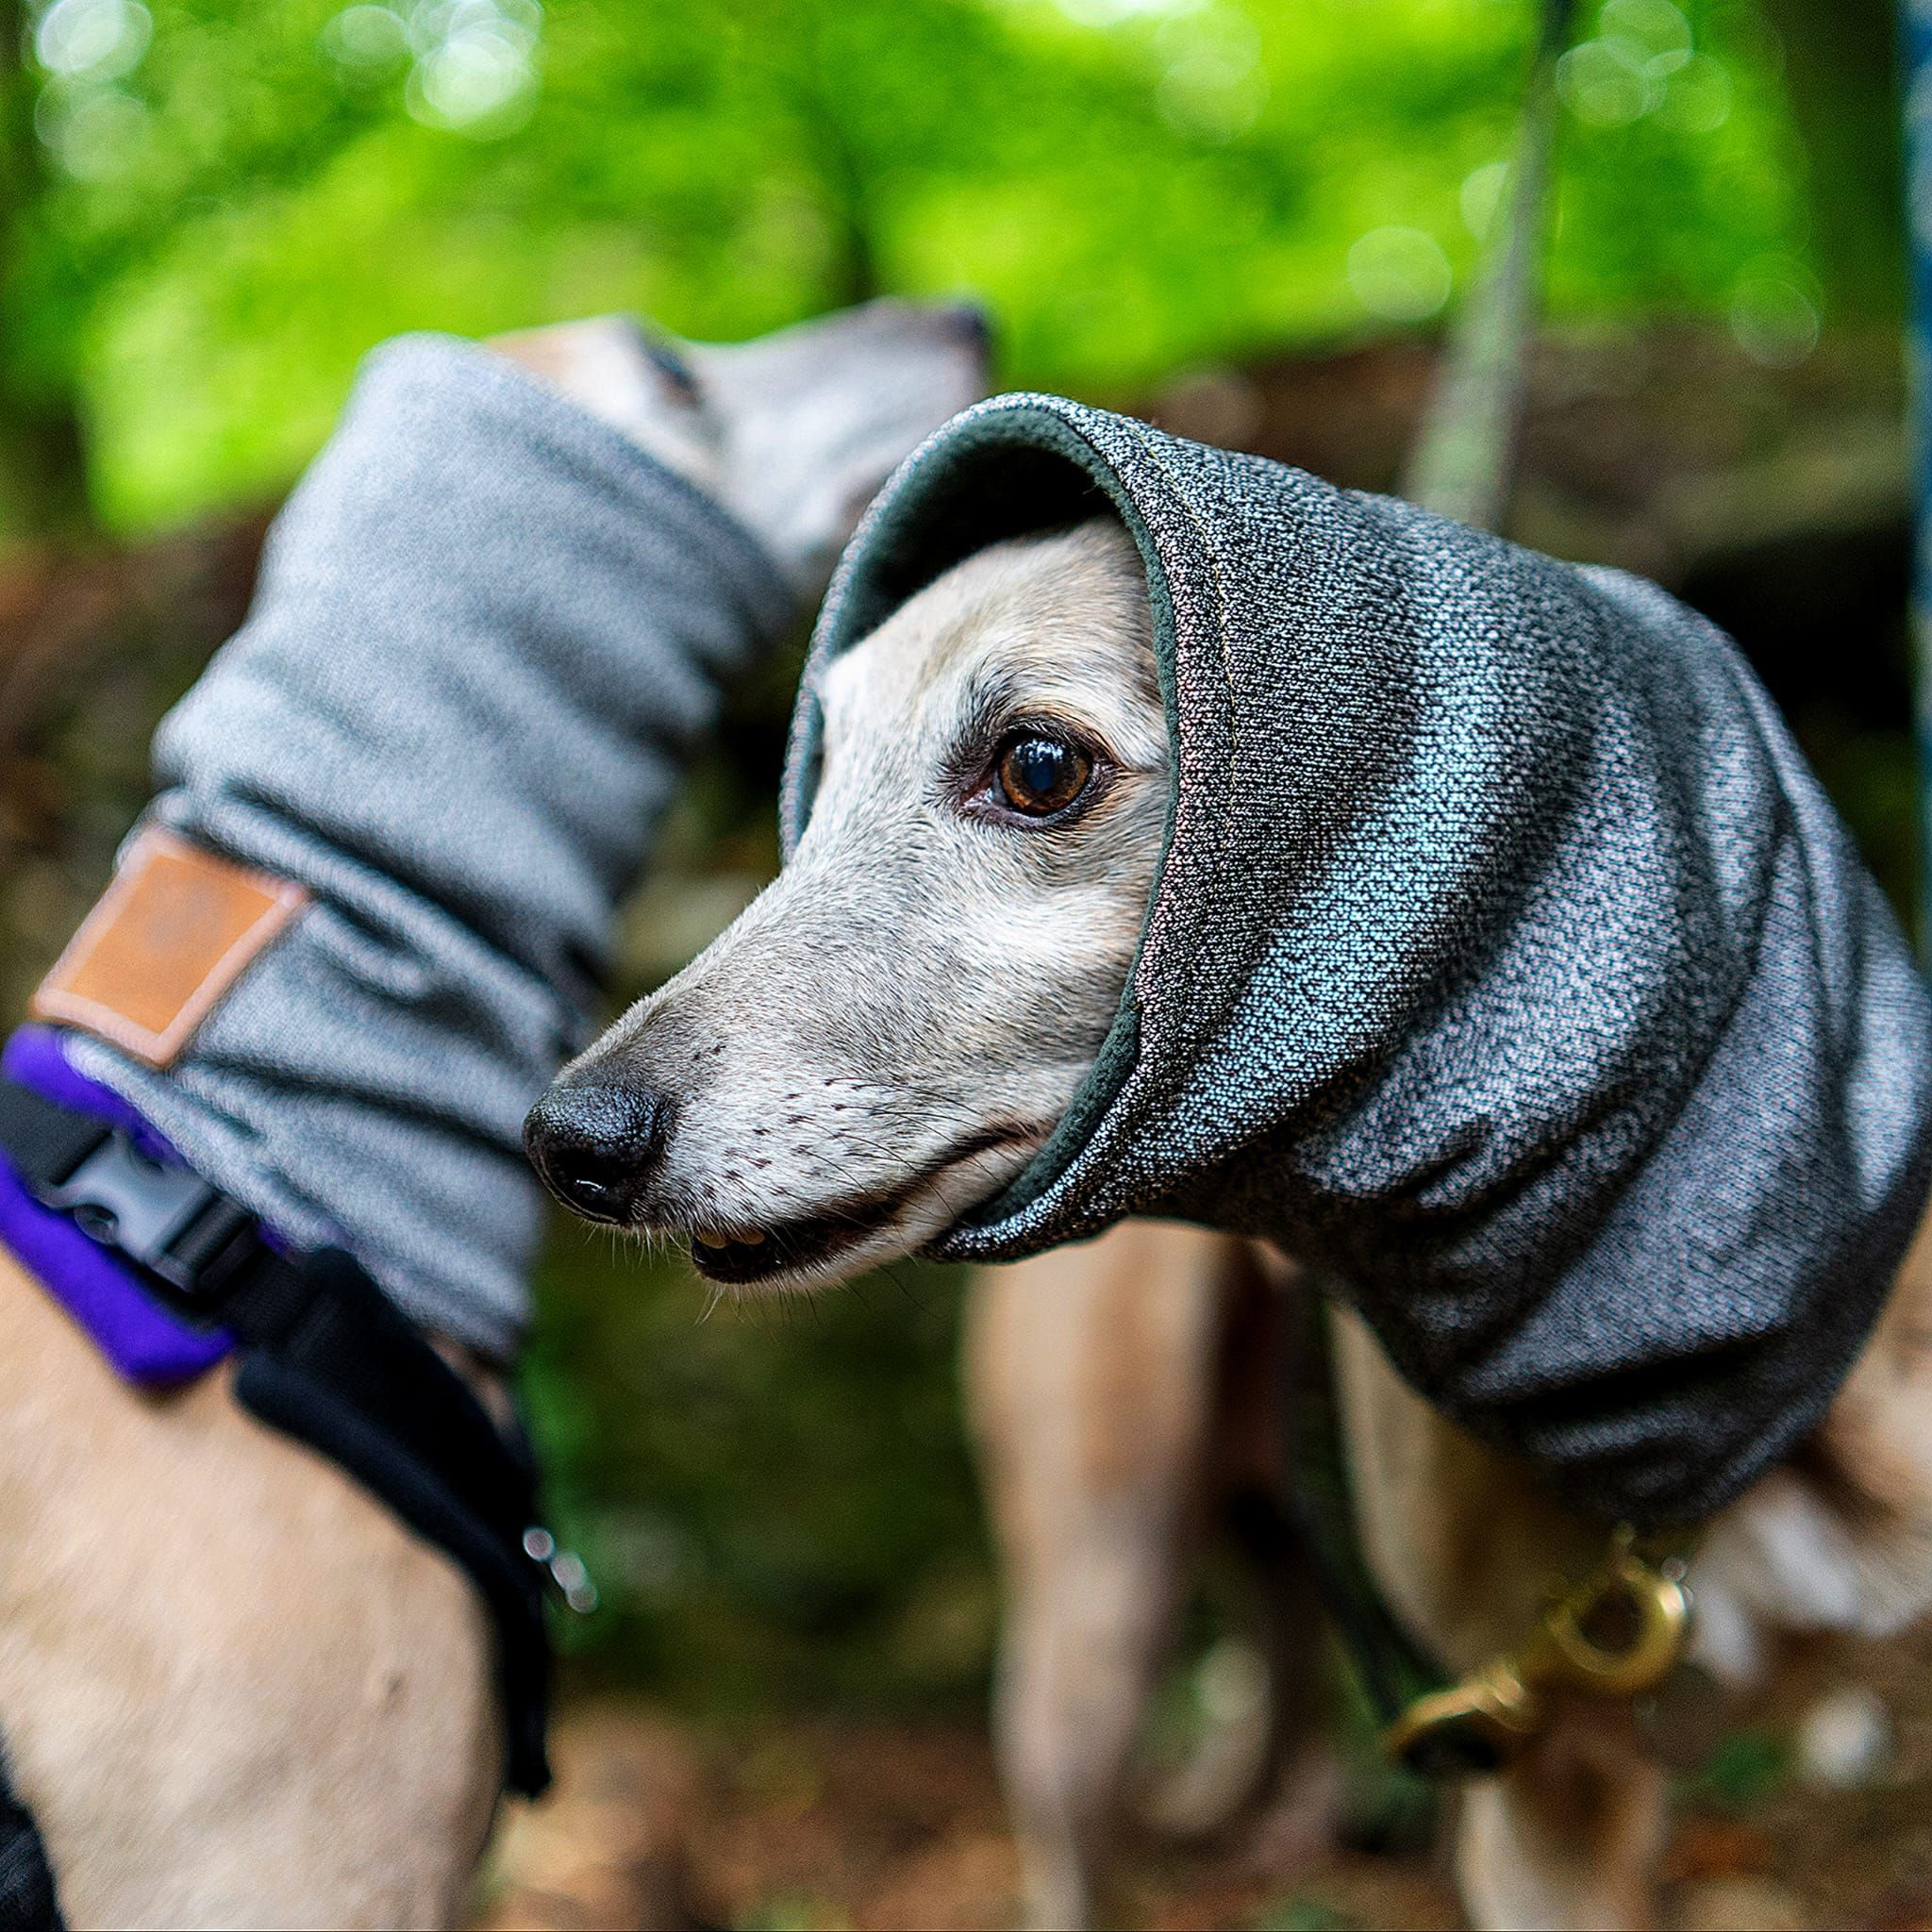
[29,826,308,1068]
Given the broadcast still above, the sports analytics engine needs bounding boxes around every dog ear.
[486,316,728,500]
[489,304,990,598]
[685,300,991,593]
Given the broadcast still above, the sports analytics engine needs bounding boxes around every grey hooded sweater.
[67,335,791,1357]
[782,392,1932,1529]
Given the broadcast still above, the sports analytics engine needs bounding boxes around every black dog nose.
[523,1083,670,1223]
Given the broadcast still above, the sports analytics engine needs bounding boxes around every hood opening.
[781,399,1191,1233]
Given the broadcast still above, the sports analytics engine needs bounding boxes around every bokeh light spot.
[1346,225,1452,323]
[323,6,410,70]
[1600,0,1691,63]
[1052,0,1204,24]
[32,0,149,80]
[1459,159,1509,241]
[1557,37,1657,127]
[398,0,541,135]
[1730,269,1820,367]
[1657,53,1733,135]
[37,83,147,177]
[1155,25,1266,142]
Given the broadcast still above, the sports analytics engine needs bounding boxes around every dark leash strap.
[1281,1273,1700,1781]
[1401,0,1577,528]
[0,1075,558,1800]
[1279,1276,1450,1727]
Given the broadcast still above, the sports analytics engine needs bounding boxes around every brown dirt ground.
[478,1622,1932,1932]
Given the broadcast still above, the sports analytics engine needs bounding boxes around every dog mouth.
[680,1211,876,1287]
[670,1124,1044,1289]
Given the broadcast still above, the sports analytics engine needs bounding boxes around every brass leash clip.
[1385,1526,1693,1778]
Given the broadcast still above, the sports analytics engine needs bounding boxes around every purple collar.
[0,1026,232,1386]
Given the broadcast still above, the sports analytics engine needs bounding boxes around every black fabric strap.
[0,1082,108,1196]
[1281,1274,1449,1734]
[0,1076,553,1797]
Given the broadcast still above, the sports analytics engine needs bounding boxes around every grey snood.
[67,335,791,1357]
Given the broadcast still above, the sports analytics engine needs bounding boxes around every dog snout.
[524,1081,671,1224]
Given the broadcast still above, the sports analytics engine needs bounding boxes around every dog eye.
[994,732,1092,817]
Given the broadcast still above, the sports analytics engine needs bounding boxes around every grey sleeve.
[67,333,791,1357]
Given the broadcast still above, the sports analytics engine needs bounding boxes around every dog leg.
[963,1221,1227,1931]
[1455,1709,1667,1932]
[1184,1248,1346,1861]
[1328,1304,1672,1929]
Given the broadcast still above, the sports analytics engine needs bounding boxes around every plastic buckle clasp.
[33,1129,223,1297]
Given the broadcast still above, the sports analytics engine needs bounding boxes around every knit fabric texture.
[782,391,1932,1527]
[67,334,791,1357]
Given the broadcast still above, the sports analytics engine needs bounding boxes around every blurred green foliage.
[525,1232,994,1712]
[0,0,1895,538]
[1252,1902,1354,1932]
[1678,1725,1795,1814]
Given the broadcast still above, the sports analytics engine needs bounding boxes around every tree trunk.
[0,0,92,536]
[1759,0,1905,322]
[1899,0,1931,943]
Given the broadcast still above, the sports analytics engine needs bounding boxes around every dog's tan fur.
[558,517,1932,1930]
[0,1248,500,1927]
[965,1199,1932,1931]
[964,1222,1224,1931]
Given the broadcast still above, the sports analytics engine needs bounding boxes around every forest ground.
[481,1620,1932,1932]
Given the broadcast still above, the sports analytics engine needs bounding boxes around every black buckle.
[29,1128,262,1307]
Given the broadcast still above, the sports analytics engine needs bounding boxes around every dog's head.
[525,519,1165,1290]
[493,299,991,594]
